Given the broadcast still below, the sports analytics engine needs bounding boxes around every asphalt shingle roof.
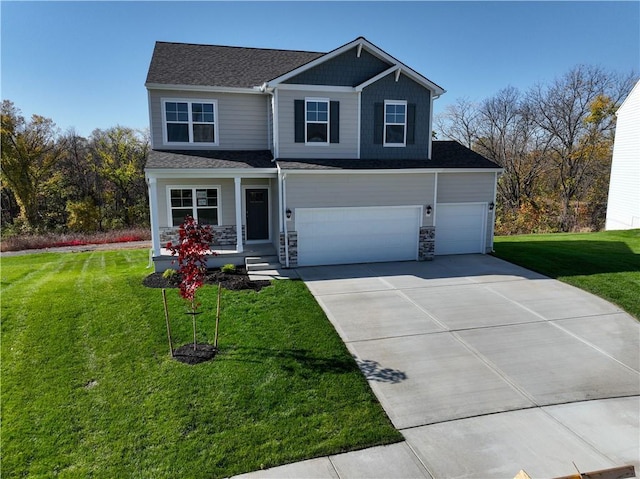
[146,150,275,169]
[146,42,323,88]
[277,142,501,170]
[145,142,500,171]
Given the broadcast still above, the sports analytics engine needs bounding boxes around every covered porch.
[144,150,280,273]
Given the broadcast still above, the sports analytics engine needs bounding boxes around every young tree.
[167,216,214,351]
[1,100,67,229]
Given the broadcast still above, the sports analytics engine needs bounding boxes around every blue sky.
[2,1,639,137]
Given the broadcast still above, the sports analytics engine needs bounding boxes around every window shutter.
[294,100,305,143]
[407,103,416,145]
[374,103,383,144]
[330,101,340,143]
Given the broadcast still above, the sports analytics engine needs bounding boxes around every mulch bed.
[172,343,217,365]
[142,265,271,292]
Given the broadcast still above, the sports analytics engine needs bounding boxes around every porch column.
[234,176,243,253]
[147,176,161,257]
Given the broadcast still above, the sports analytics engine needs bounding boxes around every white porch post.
[147,175,161,257]
[234,176,243,253]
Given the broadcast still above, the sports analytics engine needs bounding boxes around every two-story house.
[144,37,502,271]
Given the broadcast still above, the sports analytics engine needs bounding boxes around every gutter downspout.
[277,163,289,268]
[282,172,290,269]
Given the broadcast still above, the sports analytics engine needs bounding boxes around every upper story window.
[163,99,218,145]
[384,100,407,147]
[305,99,329,143]
[168,187,219,227]
[295,99,340,144]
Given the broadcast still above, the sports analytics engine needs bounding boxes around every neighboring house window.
[168,187,219,226]
[384,100,407,146]
[295,99,340,144]
[374,102,416,146]
[163,100,218,145]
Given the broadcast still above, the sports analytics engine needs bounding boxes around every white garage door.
[296,206,421,267]
[435,203,486,255]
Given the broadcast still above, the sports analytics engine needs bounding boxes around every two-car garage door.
[296,206,421,267]
[295,203,487,267]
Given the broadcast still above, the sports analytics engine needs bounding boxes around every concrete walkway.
[234,255,640,479]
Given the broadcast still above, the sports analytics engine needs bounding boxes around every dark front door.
[245,189,269,240]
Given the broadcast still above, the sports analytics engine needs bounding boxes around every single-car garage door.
[296,206,421,267]
[435,203,486,255]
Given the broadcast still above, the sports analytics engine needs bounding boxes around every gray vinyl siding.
[148,89,268,150]
[360,73,431,159]
[284,48,390,87]
[277,89,359,159]
[436,173,495,203]
[285,173,435,227]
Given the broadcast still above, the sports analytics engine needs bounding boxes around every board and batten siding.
[277,89,359,159]
[285,172,435,226]
[606,80,640,230]
[148,89,269,150]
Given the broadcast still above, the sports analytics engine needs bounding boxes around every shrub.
[221,263,236,273]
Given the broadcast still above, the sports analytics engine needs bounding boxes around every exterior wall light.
[489,202,495,211]
[286,208,292,219]
[426,205,432,216]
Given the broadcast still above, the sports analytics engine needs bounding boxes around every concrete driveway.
[235,255,639,479]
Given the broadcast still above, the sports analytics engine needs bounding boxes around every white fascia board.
[617,79,640,115]
[266,38,364,86]
[355,65,400,92]
[281,167,503,175]
[275,84,354,93]
[145,83,265,95]
[145,168,277,179]
[266,37,446,97]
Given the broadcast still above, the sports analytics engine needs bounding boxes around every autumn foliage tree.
[166,216,214,350]
[436,65,637,233]
[1,100,67,229]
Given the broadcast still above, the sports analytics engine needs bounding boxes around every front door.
[245,188,269,240]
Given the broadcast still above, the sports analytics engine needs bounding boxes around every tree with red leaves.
[166,215,215,350]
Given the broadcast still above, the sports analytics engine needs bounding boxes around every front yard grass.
[1,250,402,478]
[493,229,640,320]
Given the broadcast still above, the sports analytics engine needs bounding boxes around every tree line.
[2,64,637,238]
[436,65,637,234]
[1,100,149,236]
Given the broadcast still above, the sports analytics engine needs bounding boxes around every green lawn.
[493,229,640,320]
[1,250,402,478]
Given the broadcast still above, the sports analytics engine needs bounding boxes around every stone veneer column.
[279,231,298,268]
[418,226,435,261]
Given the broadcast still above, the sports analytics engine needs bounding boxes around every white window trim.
[383,99,407,147]
[161,99,219,147]
[305,97,330,146]
[166,185,221,227]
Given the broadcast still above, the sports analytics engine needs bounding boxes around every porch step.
[245,255,281,272]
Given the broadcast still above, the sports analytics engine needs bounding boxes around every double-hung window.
[305,98,329,143]
[168,187,219,227]
[163,100,218,145]
[384,100,407,146]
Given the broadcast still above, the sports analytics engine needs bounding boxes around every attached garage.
[435,203,487,255]
[296,206,422,267]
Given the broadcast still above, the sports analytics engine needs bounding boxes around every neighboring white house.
[606,80,640,230]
